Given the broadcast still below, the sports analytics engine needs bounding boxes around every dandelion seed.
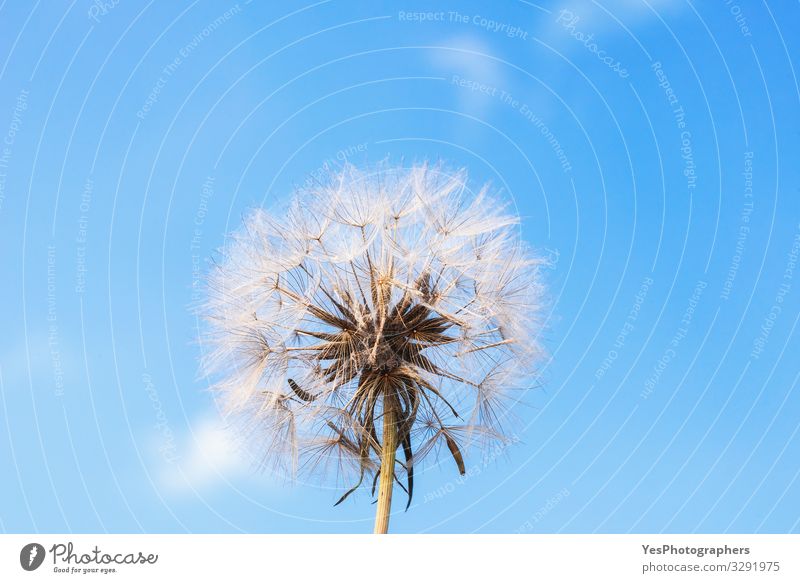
[200,162,547,533]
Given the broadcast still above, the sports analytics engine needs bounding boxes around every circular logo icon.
[20,543,46,571]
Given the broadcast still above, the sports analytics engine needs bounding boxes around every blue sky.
[1,0,798,533]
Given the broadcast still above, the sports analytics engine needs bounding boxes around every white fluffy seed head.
[200,162,547,496]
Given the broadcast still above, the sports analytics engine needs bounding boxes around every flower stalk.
[374,391,398,534]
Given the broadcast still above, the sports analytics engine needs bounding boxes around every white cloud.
[158,413,249,493]
[430,35,507,118]
[0,334,71,395]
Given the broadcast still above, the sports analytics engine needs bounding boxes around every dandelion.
[201,162,546,533]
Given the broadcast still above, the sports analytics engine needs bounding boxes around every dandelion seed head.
[201,162,547,498]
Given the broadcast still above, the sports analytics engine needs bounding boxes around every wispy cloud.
[158,413,248,493]
[430,35,507,118]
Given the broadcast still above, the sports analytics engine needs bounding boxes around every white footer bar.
[2,534,797,582]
